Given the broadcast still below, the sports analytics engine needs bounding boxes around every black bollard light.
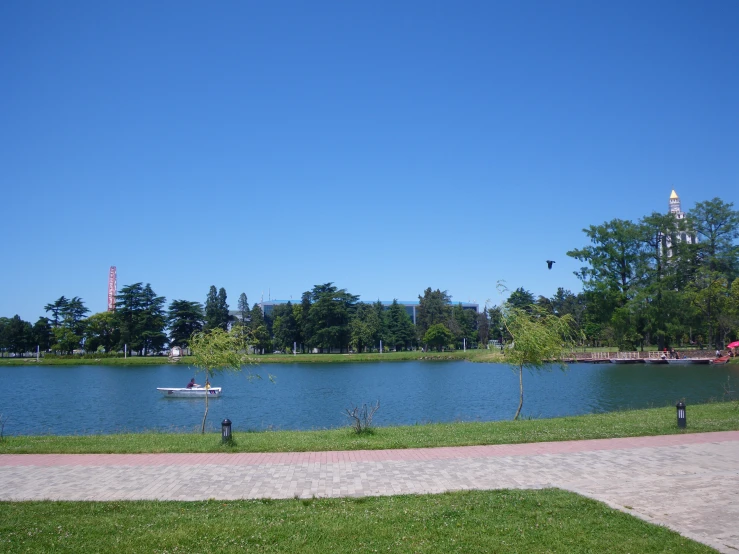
[676,401,686,428]
[221,419,232,443]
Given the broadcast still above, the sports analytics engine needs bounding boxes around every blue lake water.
[1,361,737,436]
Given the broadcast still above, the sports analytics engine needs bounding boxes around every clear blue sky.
[2,0,738,322]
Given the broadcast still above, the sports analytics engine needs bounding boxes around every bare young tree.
[344,401,380,434]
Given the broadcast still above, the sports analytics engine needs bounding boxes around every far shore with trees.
[1,196,738,359]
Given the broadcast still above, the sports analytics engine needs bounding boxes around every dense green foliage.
[0,490,714,553]
[204,285,231,331]
[566,197,739,350]
[166,299,204,348]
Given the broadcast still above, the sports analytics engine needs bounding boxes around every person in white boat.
[186,378,200,388]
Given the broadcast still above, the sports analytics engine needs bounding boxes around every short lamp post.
[221,419,232,443]
[676,401,686,428]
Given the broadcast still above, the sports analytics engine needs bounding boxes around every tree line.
[1,195,737,356]
[486,198,739,351]
[564,197,739,350]
[0,284,486,356]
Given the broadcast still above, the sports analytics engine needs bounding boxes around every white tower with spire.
[664,189,696,256]
[669,189,685,220]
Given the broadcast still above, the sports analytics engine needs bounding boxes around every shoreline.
[1,350,735,366]
[0,350,499,365]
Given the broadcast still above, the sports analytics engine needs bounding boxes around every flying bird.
[546,260,556,270]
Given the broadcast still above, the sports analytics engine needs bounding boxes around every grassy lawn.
[0,489,716,553]
[2,401,737,455]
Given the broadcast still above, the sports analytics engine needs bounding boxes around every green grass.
[0,355,183,366]
[2,349,736,365]
[0,489,716,553]
[0,350,487,365]
[2,401,737,455]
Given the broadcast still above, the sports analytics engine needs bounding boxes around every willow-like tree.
[189,328,271,434]
[501,302,580,421]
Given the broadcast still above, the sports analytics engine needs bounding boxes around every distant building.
[254,300,478,324]
[664,189,697,255]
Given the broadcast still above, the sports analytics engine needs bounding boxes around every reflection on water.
[1,361,736,435]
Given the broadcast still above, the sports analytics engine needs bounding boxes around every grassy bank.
[0,350,495,365]
[2,401,737,455]
[2,350,737,366]
[0,489,714,553]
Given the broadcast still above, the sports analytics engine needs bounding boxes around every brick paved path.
[2,431,738,553]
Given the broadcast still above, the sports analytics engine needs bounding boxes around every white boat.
[666,359,710,365]
[645,358,669,365]
[157,387,222,398]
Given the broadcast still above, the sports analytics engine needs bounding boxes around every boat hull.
[157,387,222,398]
[666,359,711,365]
[646,359,668,364]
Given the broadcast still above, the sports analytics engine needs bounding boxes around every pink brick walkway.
[2,431,739,553]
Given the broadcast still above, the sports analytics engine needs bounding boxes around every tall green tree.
[167,300,204,348]
[476,310,490,346]
[305,283,358,353]
[416,288,451,340]
[635,212,682,350]
[385,300,415,351]
[237,293,249,334]
[4,315,33,356]
[350,302,382,353]
[249,302,265,330]
[689,198,739,276]
[61,297,90,337]
[506,288,535,311]
[449,304,477,348]
[32,317,53,352]
[83,312,120,353]
[271,302,298,352]
[115,283,167,355]
[567,219,644,308]
[44,296,69,328]
[0,317,9,356]
[204,286,230,331]
[567,219,645,347]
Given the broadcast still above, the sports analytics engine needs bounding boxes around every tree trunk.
[513,365,524,420]
[201,390,209,434]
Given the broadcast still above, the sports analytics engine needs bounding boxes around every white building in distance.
[665,189,697,255]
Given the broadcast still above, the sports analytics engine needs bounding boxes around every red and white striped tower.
[107,266,117,311]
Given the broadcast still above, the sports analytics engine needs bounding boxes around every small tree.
[189,328,269,433]
[501,304,580,420]
[423,323,453,351]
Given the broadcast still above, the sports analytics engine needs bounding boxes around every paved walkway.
[2,431,738,553]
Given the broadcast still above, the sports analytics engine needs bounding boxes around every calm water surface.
[1,361,737,435]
